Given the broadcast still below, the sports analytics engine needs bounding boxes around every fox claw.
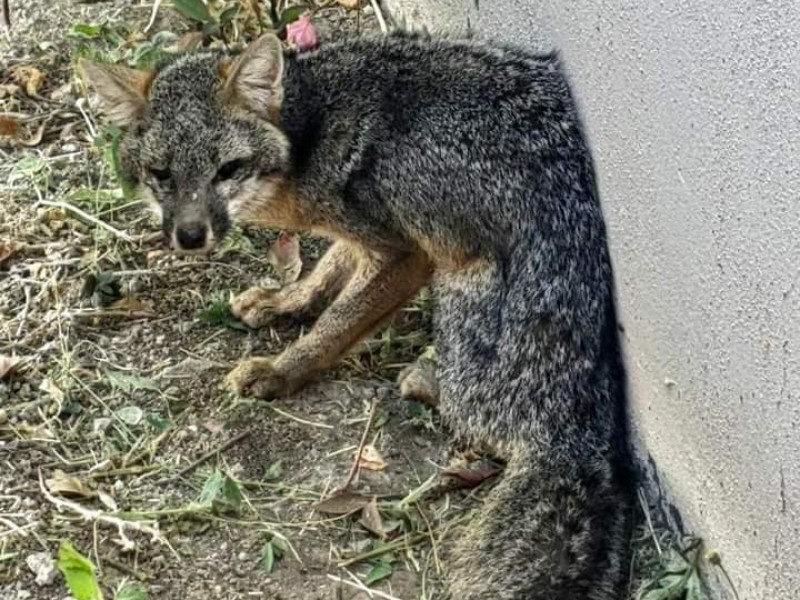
[230,286,282,329]
[226,357,288,400]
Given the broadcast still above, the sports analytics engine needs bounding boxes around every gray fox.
[81,31,634,599]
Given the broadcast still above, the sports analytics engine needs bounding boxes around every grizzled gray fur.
[83,30,635,600]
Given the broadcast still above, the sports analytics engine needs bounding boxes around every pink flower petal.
[286,15,318,51]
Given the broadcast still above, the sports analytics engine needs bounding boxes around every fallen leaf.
[105,370,160,393]
[0,242,17,266]
[267,232,302,284]
[0,116,21,138]
[170,31,204,52]
[360,497,385,538]
[115,406,144,426]
[46,470,93,498]
[441,466,500,488]
[357,444,387,471]
[202,420,225,434]
[336,0,361,8]
[0,117,45,148]
[115,582,149,600]
[39,378,65,403]
[0,355,18,380]
[160,357,221,379]
[97,491,118,512]
[110,296,155,313]
[363,562,393,587]
[11,66,46,97]
[313,490,373,515]
[0,83,21,98]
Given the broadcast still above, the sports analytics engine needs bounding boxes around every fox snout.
[166,204,221,254]
[174,222,210,251]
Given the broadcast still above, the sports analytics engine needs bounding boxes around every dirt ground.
[0,2,682,600]
[0,2,464,599]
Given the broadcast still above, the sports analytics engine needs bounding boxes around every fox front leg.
[231,239,360,328]
[227,251,433,400]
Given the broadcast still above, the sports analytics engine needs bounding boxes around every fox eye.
[150,167,171,182]
[215,158,247,183]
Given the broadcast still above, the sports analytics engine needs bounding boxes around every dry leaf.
[313,490,373,515]
[97,491,118,511]
[441,466,500,489]
[110,297,155,313]
[202,420,225,434]
[267,232,302,284]
[0,355,18,380]
[0,116,21,139]
[336,0,360,8]
[360,497,385,538]
[0,242,16,266]
[170,31,204,52]
[0,83,21,98]
[39,378,65,403]
[46,470,93,498]
[11,66,46,96]
[357,444,387,471]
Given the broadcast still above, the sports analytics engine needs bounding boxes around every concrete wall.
[383,1,800,598]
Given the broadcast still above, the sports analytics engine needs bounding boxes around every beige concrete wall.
[383,1,800,598]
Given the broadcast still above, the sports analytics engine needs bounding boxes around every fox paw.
[226,358,289,400]
[230,286,283,329]
[397,360,439,408]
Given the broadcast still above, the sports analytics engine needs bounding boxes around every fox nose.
[175,223,208,250]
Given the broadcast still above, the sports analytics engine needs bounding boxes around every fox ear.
[79,60,153,127]
[222,34,284,119]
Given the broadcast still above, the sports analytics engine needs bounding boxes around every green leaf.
[198,469,243,513]
[114,582,149,600]
[199,297,250,332]
[265,461,283,481]
[69,23,103,40]
[146,413,175,432]
[105,370,160,394]
[259,537,286,573]
[219,5,241,25]
[221,472,244,510]
[198,469,225,506]
[58,541,103,600]
[172,0,215,24]
[9,155,47,183]
[279,6,304,25]
[260,540,276,573]
[363,562,392,587]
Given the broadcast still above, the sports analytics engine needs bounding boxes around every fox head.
[80,34,289,252]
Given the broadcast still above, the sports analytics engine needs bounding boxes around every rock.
[25,551,57,586]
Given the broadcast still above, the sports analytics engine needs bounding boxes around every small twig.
[38,471,178,558]
[638,487,662,558]
[269,405,334,429]
[143,0,163,33]
[1,0,10,33]
[176,430,251,479]
[369,0,387,33]
[35,200,134,242]
[339,398,378,492]
[338,532,429,567]
[327,574,403,600]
